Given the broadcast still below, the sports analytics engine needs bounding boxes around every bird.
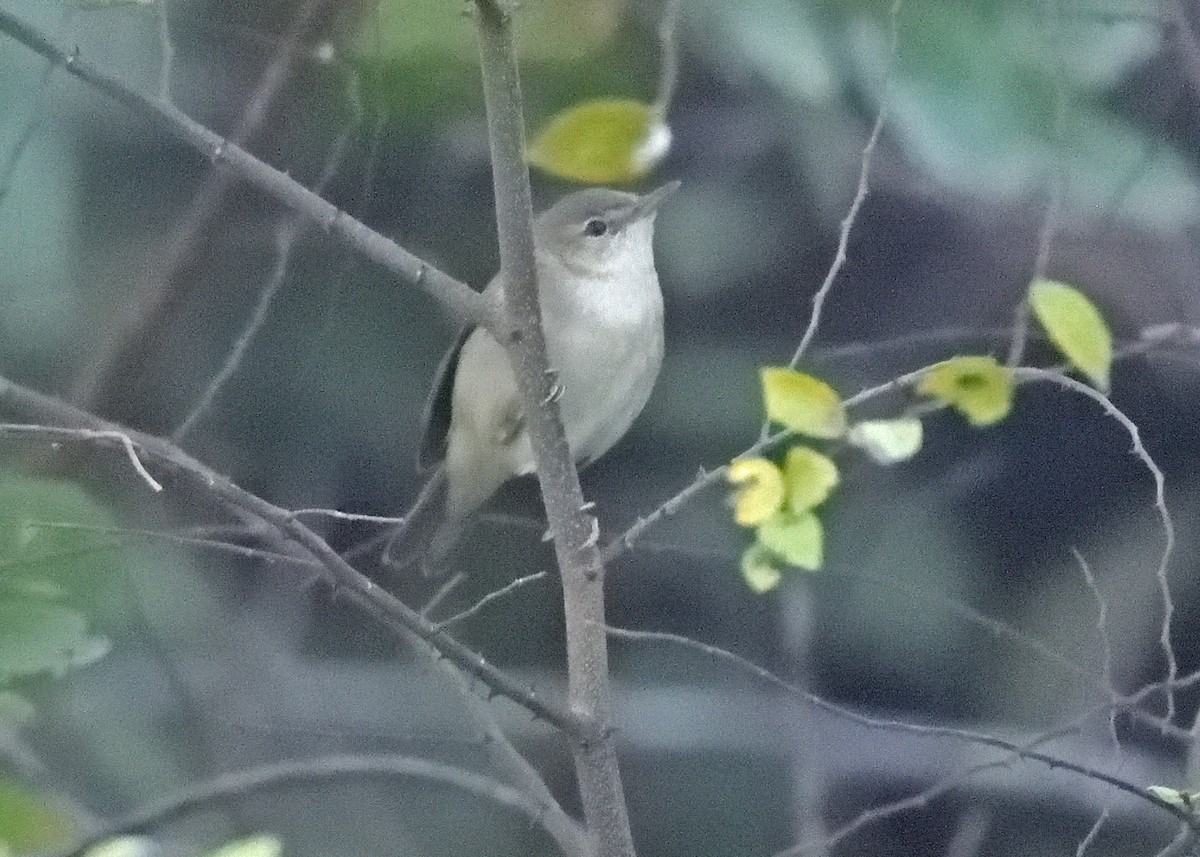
[387,181,678,570]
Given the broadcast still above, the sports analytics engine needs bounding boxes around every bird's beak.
[616,179,681,229]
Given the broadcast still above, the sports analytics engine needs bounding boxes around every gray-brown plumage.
[390,181,677,569]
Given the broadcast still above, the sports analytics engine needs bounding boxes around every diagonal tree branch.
[605,626,1200,834]
[0,374,576,735]
[68,0,339,413]
[0,7,486,330]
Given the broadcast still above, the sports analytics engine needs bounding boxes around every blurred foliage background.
[4,0,1200,855]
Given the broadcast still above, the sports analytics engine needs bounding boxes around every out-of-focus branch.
[0,8,486,331]
[45,754,586,857]
[71,0,336,414]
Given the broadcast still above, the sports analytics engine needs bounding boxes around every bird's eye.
[583,218,608,237]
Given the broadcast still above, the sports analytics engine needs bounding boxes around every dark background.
[3,0,1200,854]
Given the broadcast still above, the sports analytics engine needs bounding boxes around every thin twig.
[70,0,336,411]
[0,424,162,491]
[170,220,296,440]
[942,806,990,857]
[290,508,404,525]
[0,58,54,203]
[1007,0,1070,368]
[421,572,467,618]
[44,754,584,857]
[154,0,174,101]
[787,0,904,371]
[1167,0,1200,101]
[605,625,1200,833]
[785,757,1024,856]
[0,8,485,331]
[1151,824,1193,857]
[652,0,683,116]
[0,375,578,734]
[1074,549,1117,712]
[1073,547,1122,857]
[605,323,1200,563]
[434,572,549,630]
[1011,366,1177,724]
[606,325,1197,566]
[23,520,321,568]
[171,115,354,441]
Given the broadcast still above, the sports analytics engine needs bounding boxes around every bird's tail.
[341,467,450,574]
[380,465,449,573]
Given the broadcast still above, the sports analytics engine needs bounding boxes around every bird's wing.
[417,325,474,471]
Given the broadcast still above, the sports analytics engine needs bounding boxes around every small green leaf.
[528,98,671,184]
[199,835,283,857]
[1028,279,1113,390]
[917,356,1014,426]
[740,544,783,593]
[761,367,847,439]
[0,471,121,592]
[727,458,786,526]
[846,418,924,465]
[782,447,839,512]
[0,602,110,682]
[0,777,74,851]
[758,511,823,571]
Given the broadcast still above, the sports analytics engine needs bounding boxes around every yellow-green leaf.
[758,511,823,571]
[0,778,74,852]
[727,458,785,526]
[740,544,783,593]
[1028,279,1113,390]
[917,356,1014,427]
[761,367,847,439]
[846,418,923,465]
[782,447,839,512]
[528,98,671,184]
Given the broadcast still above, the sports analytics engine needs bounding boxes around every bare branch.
[171,120,352,440]
[0,8,486,331]
[1010,367,1177,723]
[1007,0,1070,368]
[290,508,404,525]
[23,520,320,569]
[605,625,1200,832]
[0,57,53,203]
[434,572,550,630]
[154,0,174,101]
[44,753,586,857]
[71,0,342,411]
[0,424,162,491]
[1166,0,1200,101]
[471,2,633,853]
[0,374,577,734]
[651,0,684,117]
[787,0,903,370]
